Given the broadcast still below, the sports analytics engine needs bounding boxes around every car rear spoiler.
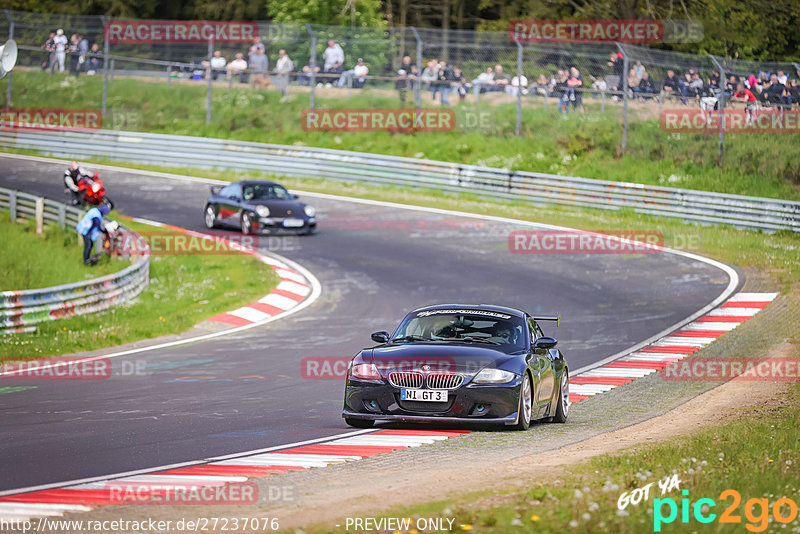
[210,185,223,194]
[533,315,561,327]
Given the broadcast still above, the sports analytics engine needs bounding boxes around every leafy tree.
[267,0,386,27]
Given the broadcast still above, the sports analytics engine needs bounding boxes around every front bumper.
[254,216,316,234]
[342,376,523,426]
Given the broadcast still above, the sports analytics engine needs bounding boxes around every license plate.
[401,389,448,402]
[282,218,304,228]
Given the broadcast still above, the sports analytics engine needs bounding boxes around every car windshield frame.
[242,183,292,201]
[391,310,527,349]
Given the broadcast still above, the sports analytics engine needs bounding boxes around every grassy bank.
[5,70,800,201]
[0,216,121,289]
[0,217,280,359]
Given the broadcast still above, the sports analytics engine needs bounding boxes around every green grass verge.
[0,216,121,289]
[6,70,800,201]
[0,217,280,359]
[365,384,800,534]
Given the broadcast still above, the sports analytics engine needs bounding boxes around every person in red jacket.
[731,82,758,125]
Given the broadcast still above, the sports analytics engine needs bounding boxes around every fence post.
[710,55,725,168]
[58,203,66,229]
[516,42,522,136]
[206,39,213,124]
[617,43,628,153]
[35,197,44,234]
[101,15,109,120]
[5,11,14,109]
[9,190,16,222]
[166,65,171,87]
[410,27,422,109]
[306,24,317,112]
[110,59,115,83]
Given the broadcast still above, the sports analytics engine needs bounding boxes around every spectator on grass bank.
[453,67,468,100]
[41,33,56,71]
[395,56,417,104]
[662,69,687,103]
[248,39,265,73]
[227,53,248,83]
[633,60,646,80]
[87,43,102,75]
[491,65,511,92]
[563,67,585,113]
[634,71,655,98]
[421,60,440,100]
[54,29,68,72]
[299,59,320,86]
[472,67,493,94]
[273,49,293,96]
[761,74,785,107]
[322,40,344,82]
[688,72,704,97]
[608,51,625,90]
[338,57,368,88]
[68,34,81,76]
[249,47,269,89]
[435,61,456,106]
[210,50,226,80]
[731,82,758,124]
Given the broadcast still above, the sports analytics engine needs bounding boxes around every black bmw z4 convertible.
[342,304,569,430]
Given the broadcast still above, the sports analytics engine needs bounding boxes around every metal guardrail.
[1,129,799,233]
[0,186,150,334]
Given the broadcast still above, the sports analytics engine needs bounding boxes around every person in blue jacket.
[76,204,111,265]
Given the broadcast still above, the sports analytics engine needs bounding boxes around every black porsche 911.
[204,180,317,235]
[342,304,569,430]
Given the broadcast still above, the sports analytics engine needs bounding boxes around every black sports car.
[342,304,569,430]
[204,180,317,235]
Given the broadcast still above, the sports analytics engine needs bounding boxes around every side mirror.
[371,331,390,343]
[533,336,557,350]
[293,194,299,199]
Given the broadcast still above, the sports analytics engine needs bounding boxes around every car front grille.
[387,371,463,390]
[388,371,424,388]
[426,373,463,390]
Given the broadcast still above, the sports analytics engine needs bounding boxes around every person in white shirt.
[53,29,68,72]
[209,50,226,80]
[273,49,294,95]
[471,67,493,95]
[227,53,248,82]
[322,40,344,74]
[337,57,368,88]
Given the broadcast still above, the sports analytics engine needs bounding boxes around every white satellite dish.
[0,39,18,79]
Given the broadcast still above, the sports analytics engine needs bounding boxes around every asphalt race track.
[0,154,736,492]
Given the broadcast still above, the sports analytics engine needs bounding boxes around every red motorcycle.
[66,172,114,209]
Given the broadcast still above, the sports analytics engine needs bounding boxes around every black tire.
[103,197,114,211]
[344,417,374,428]
[514,372,533,431]
[204,204,217,229]
[240,211,253,235]
[553,370,570,423]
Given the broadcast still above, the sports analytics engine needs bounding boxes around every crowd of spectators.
[38,30,800,114]
[40,29,101,76]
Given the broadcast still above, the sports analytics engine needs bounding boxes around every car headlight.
[350,363,382,381]
[304,205,316,217]
[472,368,516,384]
[255,205,270,217]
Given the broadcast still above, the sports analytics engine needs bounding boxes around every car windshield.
[392,310,525,348]
[242,183,292,201]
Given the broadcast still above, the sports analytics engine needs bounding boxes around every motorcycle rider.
[76,204,112,265]
[64,161,90,205]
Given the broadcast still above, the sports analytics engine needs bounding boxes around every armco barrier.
[0,187,150,334]
[1,129,799,233]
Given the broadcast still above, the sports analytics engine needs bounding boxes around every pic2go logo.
[654,489,799,532]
